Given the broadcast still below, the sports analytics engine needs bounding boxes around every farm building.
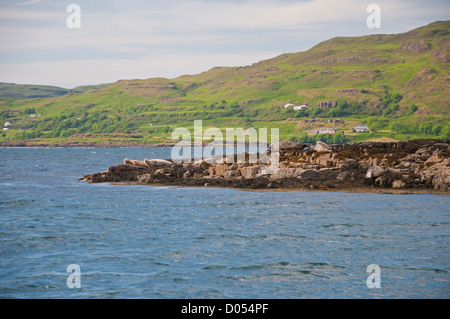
[355,124,370,132]
[319,128,337,134]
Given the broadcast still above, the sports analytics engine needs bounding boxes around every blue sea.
[0,148,449,299]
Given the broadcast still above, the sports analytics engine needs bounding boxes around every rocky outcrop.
[316,101,337,108]
[314,141,330,152]
[81,139,450,193]
[315,56,364,64]
[278,141,312,151]
[401,40,430,53]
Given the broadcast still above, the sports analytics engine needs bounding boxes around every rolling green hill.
[0,21,449,146]
[0,83,72,100]
[0,82,111,100]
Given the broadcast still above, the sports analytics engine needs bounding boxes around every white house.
[319,128,337,134]
[355,124,370,132]
[3,127,8,131]
[293,105,309,111]
[4,122,11,127]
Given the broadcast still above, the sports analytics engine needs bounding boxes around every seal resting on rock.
[144,158,173,168]
[124,158,148,167]
[365,165,384,178]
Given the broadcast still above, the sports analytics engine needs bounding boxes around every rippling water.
[0,148,449,298]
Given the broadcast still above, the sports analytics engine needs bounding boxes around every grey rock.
[314,141,330,152]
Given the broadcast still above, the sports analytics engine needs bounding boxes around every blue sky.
[0,0,448,88]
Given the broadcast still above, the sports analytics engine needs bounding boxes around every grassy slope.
[0,21,449,145]
[0,82,111,100]
[0,83,71,100]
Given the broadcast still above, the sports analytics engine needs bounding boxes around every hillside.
[0,82,111,100]
[0,83,72,100]
[0,21,449,146]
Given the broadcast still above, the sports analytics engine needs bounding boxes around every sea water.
[0,148,448,298]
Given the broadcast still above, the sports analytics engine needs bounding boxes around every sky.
[0,0,448,88]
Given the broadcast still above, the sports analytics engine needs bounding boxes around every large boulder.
[269,168,295,179]
[392,180,406,189]
[269,168,306,179]
[212,163,228,176]
[277,141,312,151]
[240,166,261,179]
[420,157,450,190]
[314,141,330,152]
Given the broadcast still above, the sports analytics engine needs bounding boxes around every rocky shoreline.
[80,139,450,194]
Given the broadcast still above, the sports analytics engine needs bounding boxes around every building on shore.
[355,124,370,132]
[319,128,337,134]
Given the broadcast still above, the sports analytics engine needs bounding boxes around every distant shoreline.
[0,141,270,149]
[0,141,176,148]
